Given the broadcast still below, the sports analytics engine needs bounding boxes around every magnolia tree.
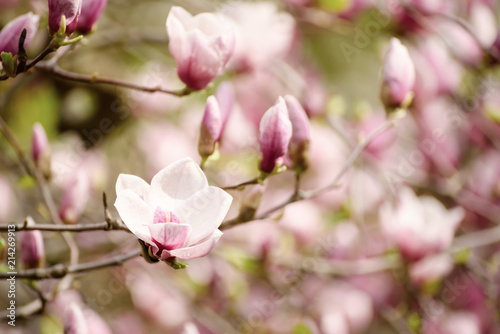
[1,0,500,333]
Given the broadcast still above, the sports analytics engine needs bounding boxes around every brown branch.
[36,64,193,96]
[222,178,259,190]
[0,221,131,232]
[0,249,141,280]
[220,116,397,230]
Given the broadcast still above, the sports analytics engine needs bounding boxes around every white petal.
[149,158,208,207]
[114,190,153,244]
[167,230,223,260]
[174,186,232,245]
[116,174,150,200]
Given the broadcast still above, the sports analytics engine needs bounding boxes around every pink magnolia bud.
[166,6,235,90]
[284,95,310,172]
[380,38,415,109]
[48,0,82,36]
[258,97,292,174]
[0,12,40,55]
[77,0,107,34]
[31,122,51,178]
[198,96,222,158]
[59,172,90,224]
[20,217,45,269]
[215,81,234,133]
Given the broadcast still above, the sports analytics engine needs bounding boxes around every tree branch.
[0,221,131,232]
[0,249,141,280]
[36,64,193,96]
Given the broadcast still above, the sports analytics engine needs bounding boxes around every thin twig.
[220,117,396,230]
[36,64,192,96]
[0,249,141,280]
[0,221,131,232]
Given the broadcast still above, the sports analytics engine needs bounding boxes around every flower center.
[153,207,180,225]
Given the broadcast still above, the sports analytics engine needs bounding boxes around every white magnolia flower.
[114,158,232,260]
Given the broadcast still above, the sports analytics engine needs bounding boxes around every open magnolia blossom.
[114,158,232,260]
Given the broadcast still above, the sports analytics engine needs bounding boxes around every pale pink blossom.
[470,2,497,47]
[380,38,415,108]
[64,303,88,334]
[380,187,464,261]
[166,6,235,90]
[409,254,454,286]
[59,171,90,224]
[114,158,232,260]
[0,12,40,55]
[222,2,295,71]
[258,97,292,174]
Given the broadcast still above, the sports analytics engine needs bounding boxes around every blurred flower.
[198,96,223,158]
[0,12,40,55]
[284,95,310,172]
[20,217,44,269]
[222,1,295,71]
[380,38,415,109]
[48,0,82,36]
[380,187,464,261]
[215,81,235,133]
[77,0,107,34]
[0,176,13,224]
[439,21,483,66]
[470,1,497,47]
[259,97,292,174]
[114,158,232,260]
[64,303,88,334]
[59,171,90,224]
[166,6,235,90]
[31,122,51,179]
[409,253,454,286]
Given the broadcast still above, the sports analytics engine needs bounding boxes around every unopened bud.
[48,0,82,36]
[258,97,292,175]
[380,38,415,110]
[0,12,40,55]
[59,172,90,224]
[198,96,222,158]
[284,95,310,173]
[31,122,51,179]
[20,217,45,269]
[77,0,107,35]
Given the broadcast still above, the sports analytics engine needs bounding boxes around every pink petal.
[116,174,150,201]
[174,186,232,245]
[166,230,223,260]
[148,223,192,252]
[114,190,153,244]
[149,158,208,205]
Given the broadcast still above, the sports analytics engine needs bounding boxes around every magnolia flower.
[48,0,82,36]
[0,12,40,55]
[114,158,232,260]
[259,97,292,174]
[166,6,235,90]
[380,187,464,261]
[380,38,415,109]
[77,0,107,34]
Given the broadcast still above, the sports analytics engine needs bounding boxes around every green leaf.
[293,323,313,334]
[18,174,36,189]
[1,52,17,77]
[316,0,349,12]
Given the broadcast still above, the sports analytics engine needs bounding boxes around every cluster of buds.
[258,96,311,179]
[49,0,107,38]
